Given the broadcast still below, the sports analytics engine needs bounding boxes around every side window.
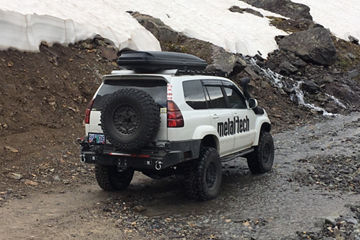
[224,87,247,109]
[183,80,207,109]
[205,86,227,109]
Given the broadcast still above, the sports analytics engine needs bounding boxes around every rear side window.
[92,79,167,110]
[205,86,227,109]
[183,80,207,109]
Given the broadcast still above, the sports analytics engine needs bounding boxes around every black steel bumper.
[79,139,201,171]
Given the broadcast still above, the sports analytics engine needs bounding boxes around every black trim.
[80,139,201,170]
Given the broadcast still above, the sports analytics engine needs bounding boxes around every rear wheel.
[247,131,274,174]
[184,147,222,201]
[95,164,134,191]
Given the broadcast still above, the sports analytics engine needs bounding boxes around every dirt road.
[1,113,359,240]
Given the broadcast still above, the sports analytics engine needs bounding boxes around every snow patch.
[0,3,161,52]
[292,0,360,41]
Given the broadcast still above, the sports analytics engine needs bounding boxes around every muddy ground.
[1,112,359,240]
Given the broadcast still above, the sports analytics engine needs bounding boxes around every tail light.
[84,99,94,124]
[167,100,184,127]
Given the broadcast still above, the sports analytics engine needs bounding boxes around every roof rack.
[175,69,228,77]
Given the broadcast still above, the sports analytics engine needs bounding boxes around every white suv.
[79,51,274,200]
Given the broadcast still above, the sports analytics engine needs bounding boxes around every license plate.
[88,133,106,144]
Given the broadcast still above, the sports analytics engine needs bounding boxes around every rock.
[241,0,312,20]
[348,69,359,79]
[206,46,246,74]
[133,205,146,213]
[278,27,337,66]
[24,179,38,186]
[229,6,263,17]
[132,12,179,43]
[324,216,337,226]
[322,75,335,83]
[8,173,22,180]
[344,217,358,225]
[7,61,14,67]
[301,80,320,94]
[81,42,94,50]
[347,53,357,60]
[99,46,118,61]
[53,175,61,181]
[4,145,19,153]
[349,35,359,45]
[279,61,298,74]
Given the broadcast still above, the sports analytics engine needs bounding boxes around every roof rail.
[175,69,228,77]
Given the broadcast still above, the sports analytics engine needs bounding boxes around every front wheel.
[184,147,222,201]
[95,164,134,191]
[247,131,274,174]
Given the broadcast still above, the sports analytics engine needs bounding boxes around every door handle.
[212,114,219,119]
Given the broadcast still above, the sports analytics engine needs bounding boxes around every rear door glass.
[92,79,167,111]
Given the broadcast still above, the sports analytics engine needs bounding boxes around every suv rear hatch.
[86,76,168,142]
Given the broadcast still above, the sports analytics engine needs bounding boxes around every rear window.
[92,79,167,110]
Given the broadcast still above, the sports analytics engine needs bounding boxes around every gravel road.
[0,113,359,240]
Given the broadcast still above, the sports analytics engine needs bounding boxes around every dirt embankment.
[0,39,116,198]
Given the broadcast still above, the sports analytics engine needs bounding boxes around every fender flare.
[254,118,271,146]
[192,125,220,151]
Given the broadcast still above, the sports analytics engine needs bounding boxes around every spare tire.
[100,88,160,151]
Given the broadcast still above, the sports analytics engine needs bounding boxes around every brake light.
[84,99,94,124]
[167,100,184,127]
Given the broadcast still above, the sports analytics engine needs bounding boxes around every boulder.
[279,61,298,75]
[206,46,247,74]
[278,27,337,66]
[240,0,312,20]
[301,80,320,94]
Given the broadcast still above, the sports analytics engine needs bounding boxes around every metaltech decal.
[217,116,249,137]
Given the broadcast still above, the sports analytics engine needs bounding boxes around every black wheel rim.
[206,162,217,189]
[113,105,140,135]
[262,143,272,164]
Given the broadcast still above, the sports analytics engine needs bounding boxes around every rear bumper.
[79,140,201,170]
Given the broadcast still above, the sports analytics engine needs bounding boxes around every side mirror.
[248,98,258,109]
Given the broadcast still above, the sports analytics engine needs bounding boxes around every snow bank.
[0,0,286,56]
[0,2,161,52]
[293,0,360,41]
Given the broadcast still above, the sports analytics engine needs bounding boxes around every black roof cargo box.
[117,50,207,72]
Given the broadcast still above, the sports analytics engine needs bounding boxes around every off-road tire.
[247,131,274,174]
[95,164,134,191]
[184,147,222,201]
[100,88,160,151]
